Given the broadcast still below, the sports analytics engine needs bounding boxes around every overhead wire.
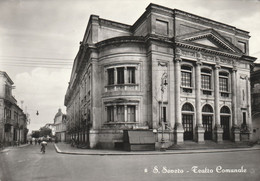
[0,55,74,69]
[2,64,72,69]
[0,55,73,60]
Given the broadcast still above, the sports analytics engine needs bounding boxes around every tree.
[39,127,52,137]
[31,131,40,138]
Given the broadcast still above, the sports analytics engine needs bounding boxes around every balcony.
[103,122,138,129]
[4,117,12,124]
[105,84,139,92]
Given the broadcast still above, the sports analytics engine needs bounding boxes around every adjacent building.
[64,4,257,149]
[43,123,56,136]
[251,63,260,142]
[0,71,28,146]
[53,108,67,142]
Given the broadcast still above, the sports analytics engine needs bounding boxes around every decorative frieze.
[219,58,233,65]
[176,48,235,66]
[182,49,196,57]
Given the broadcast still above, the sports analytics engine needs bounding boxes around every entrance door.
[202,115,213,140]
[182,114,193,140]
[221,116,230,140]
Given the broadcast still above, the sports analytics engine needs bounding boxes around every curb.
[0,149,10,153]
[0,144,30,154]
[54,144,260,156]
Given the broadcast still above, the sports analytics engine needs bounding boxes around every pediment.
[176,29,243,54]
[192,38,219,48]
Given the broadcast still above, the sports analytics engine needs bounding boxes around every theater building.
[64,4,256,149]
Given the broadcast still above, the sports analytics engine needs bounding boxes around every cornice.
[99,18,131,32]
[175,41,241,59]
[144,34,173,45]
[177,29,243,54]
[0,71,14,85]
[174,9,250,38]
[96,36,146,48]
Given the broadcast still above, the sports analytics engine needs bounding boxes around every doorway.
[182,114,193,140]
[221,116,230,140]
[202,115,213,140]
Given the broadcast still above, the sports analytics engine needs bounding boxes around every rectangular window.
[181,71,192,87]
[156,19,169,36]
[127,105,136,122]
[5,85,11,97]
[219,77,228,92]
[117,68,124,84]
[238,41,246,53]
[162,106,166,123]
[107,68,114,85]
[127,67,135,84]
[107,106,114,122]
[201,74,211,89]
[243,112,246,125]
[117,105,124,122]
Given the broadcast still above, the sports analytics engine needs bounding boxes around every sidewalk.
[54,142,260,156]
[0,143,30,153]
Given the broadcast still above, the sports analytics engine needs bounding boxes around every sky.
[0,0,260,133]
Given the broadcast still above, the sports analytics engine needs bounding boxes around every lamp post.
[160,72,168,151]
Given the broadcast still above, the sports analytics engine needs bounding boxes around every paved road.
[0,143,259,181]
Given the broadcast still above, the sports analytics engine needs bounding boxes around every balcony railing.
[105,84,139,92]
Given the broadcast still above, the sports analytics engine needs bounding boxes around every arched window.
[202,104,213,140]
[220,106,231,140]
[181,65,192,88]
[182,103,194,111]
[202,104,213,113]
[182,103,194,140]
[220,106,230,114]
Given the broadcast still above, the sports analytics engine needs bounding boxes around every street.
[0,144,260,181]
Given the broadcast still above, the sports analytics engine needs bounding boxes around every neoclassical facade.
[64,4,256,149]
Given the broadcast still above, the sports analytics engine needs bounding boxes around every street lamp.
[160,72,168,151]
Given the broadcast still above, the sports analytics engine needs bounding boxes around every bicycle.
[41,145,45,154]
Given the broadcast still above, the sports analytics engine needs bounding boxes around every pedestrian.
[30,140,33,144]
[35,139,37,145]
[38,139,41,145]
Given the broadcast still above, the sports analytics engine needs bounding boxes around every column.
[135,105,139,123]
[124,105,127,122]
[174,57,184,143]
[114,68,117,90]
[231,67,240,141]
[114,106,117,122]
[195,61,205,142]
[124,67,127,90]
[135,66,139,90]
[214,64,223,142]
[246,76,253,140]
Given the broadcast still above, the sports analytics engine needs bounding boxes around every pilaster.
[195,57,204,143]
[231,66,240,142]
[214,62,223,142]
[174,56,184,143]
[124,105,127,122]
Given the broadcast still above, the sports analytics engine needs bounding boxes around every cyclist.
[40,141,47,154]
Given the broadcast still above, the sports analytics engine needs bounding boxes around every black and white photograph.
[0,0,260,181]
